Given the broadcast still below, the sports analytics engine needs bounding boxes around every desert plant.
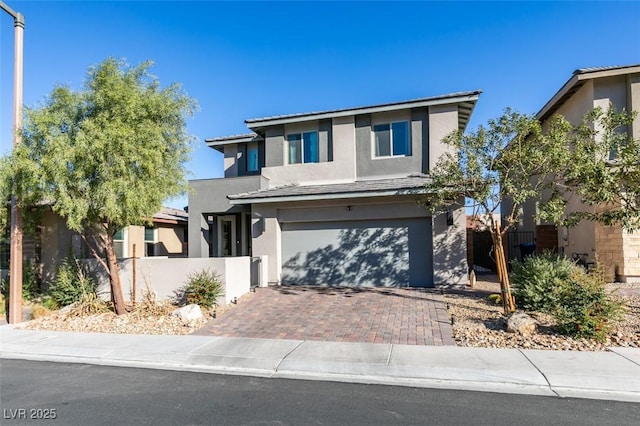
[22,260,40,301]
[180,269,224,309]
[69,291,111,316]
[48,257,96,307]
[39,295,59,311]
[487,293,503,305]
[31,304,52,319]
[0,261,40,302]
[131,275,172,317]
[511,252,574,313]
[553,266,623,341]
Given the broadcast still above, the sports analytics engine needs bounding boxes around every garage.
[280,218,433,287]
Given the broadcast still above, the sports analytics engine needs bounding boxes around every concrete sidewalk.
[1,325,639,403]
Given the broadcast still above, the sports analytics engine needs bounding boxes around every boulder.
[507,312,537,335]
[170,304,203,322]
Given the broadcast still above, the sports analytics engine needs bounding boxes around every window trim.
[286,130,319,165]
[144,226,158,257]
[246,141,259,173]
[371,120,411,159]
[217,215,237,257]
[113,228,128,258]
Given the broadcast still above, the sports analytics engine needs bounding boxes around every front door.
[217,215,236,257]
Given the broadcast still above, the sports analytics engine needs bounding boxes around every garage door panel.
[281,219,432,287]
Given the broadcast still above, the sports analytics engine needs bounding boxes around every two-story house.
[189,92,481,287]
[511,64,640,282]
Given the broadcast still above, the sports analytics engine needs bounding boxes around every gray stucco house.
[189,92,480,287]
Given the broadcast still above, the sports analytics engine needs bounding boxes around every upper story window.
[373,121,410,158]
[287,131,319,164]
[247,142,259,172]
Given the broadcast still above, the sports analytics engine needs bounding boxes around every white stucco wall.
[89,257,250,306]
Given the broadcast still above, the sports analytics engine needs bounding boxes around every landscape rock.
[445,278,640,351]
[506,311,537,335]
[170,304,203,322]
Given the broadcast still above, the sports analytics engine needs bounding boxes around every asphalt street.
[1,360,639,425]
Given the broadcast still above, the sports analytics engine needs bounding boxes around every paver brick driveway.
[194,286,455,346]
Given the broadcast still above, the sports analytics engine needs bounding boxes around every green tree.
[539,107,640,232]
[422,109,570,314]
[11,58,197,314]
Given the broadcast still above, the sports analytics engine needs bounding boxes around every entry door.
[217,215,236,257]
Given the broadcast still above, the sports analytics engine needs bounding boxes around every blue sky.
[1,1,639,209]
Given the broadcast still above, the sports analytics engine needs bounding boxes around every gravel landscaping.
[443,275,640,351]
[11,276,640,352]
[14,292,256,336]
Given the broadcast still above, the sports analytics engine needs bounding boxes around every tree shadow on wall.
[281,227,410,287]
[432,222,467,286]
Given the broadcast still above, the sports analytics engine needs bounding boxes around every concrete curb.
[1,326,639,403]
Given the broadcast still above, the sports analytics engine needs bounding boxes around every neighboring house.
[189,92,482,287]
[1,206,189,284]
[510,64,640,282]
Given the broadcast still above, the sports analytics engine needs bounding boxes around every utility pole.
[1,1,24,324]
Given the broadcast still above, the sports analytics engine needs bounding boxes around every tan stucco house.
[189,92,481,287]
[2,206,189,284]
[513,64,640,282]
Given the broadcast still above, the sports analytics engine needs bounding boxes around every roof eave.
[228,188,429,205]
[536,65,640,121]
[245,92,482,130]
[205,134,261,152]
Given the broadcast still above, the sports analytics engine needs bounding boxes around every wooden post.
[132,244,136,306]
[494,222,516,314]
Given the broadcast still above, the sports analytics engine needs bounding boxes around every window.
[113,228,126,258]
[373,121,410,157]
[287,131,319,164]
[144,226,157,257]
[247,142,259,172]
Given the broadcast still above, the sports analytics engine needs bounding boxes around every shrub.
[487,293,502,305]
[40,295,60,311]
[0,260,41,302]
[22,260,40,301]
[511,252,574,313]
[48,258,96,307]
[69,292,110,316]
[180,269,224,309]
[31,304,52,319]
[553,266,623,341]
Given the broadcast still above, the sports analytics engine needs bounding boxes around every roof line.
[229,188,428,205]
[205,133,260,144]
[245,90,482,128]
[536,64,640,121]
